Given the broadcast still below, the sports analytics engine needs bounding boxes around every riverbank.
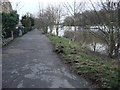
[47,34,120,88]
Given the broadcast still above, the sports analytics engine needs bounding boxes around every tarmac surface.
[2,29,91,88]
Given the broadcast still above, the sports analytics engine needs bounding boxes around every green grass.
[47,34,120,88]
[2,37,13,47]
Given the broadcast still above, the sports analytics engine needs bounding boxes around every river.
[48,26,109,55]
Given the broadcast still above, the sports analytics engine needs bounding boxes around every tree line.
[35,4,64,35]
[35,1,120,58]
[2,11,35,39]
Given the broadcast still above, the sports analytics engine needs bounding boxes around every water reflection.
[86,43,107,54]
[48,26,108,55]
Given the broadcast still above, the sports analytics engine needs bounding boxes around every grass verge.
[2,37,13,47]
[47,34,120,88]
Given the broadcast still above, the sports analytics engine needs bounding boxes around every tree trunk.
[108,45,114,58]
[115,30,120,58]
[93,42,96,52]
[56,25,59,36]
[45,26,48,34]
[11,31,14,39]
[73,26,76,42]
[115,43,120,57]
[108,39,115,58]
[50,25,53,34]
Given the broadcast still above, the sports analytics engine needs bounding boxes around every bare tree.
[63,0,120,58]
[53,4,64,36]
[37,4,57,34]
[86,0,120,58]
[36,3,64,35]
[11,1,24,12]
[62,0,85,41]
[46,5,56,34]
[38,9,48,33]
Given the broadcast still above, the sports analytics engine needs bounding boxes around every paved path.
[3,29,91,88]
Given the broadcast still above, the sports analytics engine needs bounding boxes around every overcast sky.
[9,0,118,19]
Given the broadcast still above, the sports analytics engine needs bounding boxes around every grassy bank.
[1,37,13,47]
[47,34,120,88]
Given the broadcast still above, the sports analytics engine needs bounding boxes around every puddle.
[24,74,39,79]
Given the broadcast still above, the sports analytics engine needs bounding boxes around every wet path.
[3,29,91,88]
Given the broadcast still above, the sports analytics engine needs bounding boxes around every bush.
[2,11,19,38]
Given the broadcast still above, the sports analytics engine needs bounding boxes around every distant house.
[63,26,85,31]
[0,0,13,13]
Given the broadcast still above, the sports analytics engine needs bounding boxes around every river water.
[48,26,108,55]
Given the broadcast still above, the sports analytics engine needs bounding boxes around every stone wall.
[0,0,13,13]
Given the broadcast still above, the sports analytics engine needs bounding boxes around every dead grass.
[47,34,120,88]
